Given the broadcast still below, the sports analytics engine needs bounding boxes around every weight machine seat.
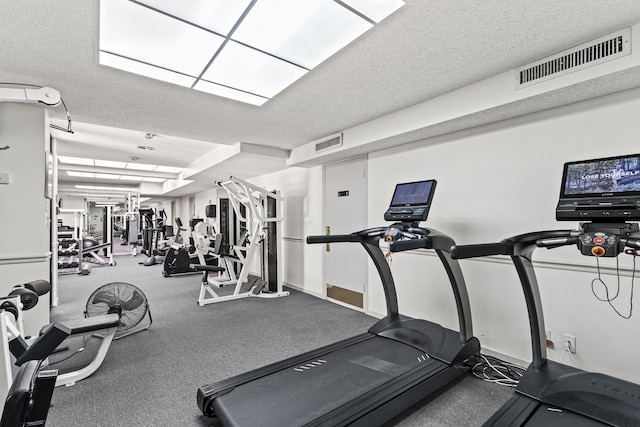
[189,264,225,273]
[57,313,120,335]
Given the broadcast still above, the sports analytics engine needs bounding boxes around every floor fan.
[85,282,152,339]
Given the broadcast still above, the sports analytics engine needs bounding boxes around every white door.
[324,157,367,307]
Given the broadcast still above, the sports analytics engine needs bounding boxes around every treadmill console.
[556,153,640,221]
[384,180,437,223]
[578,231,620,257]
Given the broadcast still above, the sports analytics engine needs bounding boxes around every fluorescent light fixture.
[154,165,182,173]
[74,185,138,191]
[95,159,127,168]
[94,173,122,179]
[59,156,94,166]
[120,175,145,181]
[143,177,166,183]
[125,163,157,171]
[99,0,405,105]
[67,171,95,178]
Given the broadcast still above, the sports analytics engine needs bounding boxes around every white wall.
[366,87,640,383]
[248,166,324,295]
[188,167,324,295]
[0,103,51,335]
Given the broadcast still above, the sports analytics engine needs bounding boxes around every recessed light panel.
[100,52,195,87]
[201,41,307,98]
[59,156,94,166]
[95,173,122,180]
[67,171,95,178]
[134,0,252,35]
[232,0,372,69]
[99,0,404,105]
[95,159,127,168]
[154,166,182,173]
[100,0,224,76]
[341,0,405,23]
[194,80,268,106]
[120,175,145,181]
[125,163,157,171]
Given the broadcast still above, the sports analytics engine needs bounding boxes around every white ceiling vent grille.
[516,27,631,89]
[315,133,343,152]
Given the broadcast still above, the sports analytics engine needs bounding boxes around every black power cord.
[591,253,637,319]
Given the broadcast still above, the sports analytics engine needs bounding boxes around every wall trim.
[0,252,52,265]
[407,250,637,277]
[285,282,323,299]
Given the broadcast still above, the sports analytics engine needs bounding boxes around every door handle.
[326,226,330,252]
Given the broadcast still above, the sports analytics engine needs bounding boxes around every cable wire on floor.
[472,354,525,387]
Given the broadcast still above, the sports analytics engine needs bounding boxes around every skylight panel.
[341,0,405,23]
[100,52,195,88]
[232,0,373,69]
[194,80,268,106]
[99,0,405,105]
[100,0,225,76]
[134,0,252,35]
[201,41,307,98]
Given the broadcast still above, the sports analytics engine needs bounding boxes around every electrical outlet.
[545,330,554,348]
[562,333,576,354]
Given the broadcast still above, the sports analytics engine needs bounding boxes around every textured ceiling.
[3,0,640,197]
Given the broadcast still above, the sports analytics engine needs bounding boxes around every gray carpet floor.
[46,254,513,426]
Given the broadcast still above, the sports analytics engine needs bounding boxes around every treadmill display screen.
[556,154,640,221]
[384,180,437,222]
[560,154,640,198]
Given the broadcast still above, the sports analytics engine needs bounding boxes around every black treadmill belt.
[213,336,438,427]
[485,395,612,427]
[527,404,608,426]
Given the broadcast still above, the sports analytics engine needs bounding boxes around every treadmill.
[451,153,640,426]
[197,179,480,426]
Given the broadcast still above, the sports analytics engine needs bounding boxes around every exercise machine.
[191,177,288,306]
[197,179,480,426]
[451,153,640,426]
[140,208,172,266]
[163,218,215,276]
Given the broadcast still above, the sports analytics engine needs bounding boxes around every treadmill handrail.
[452,229,574,369]
[308,227,398,317]
[390,228,474,343]
[308,226,475,343]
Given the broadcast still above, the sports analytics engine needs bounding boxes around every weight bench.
[11,314,120,387]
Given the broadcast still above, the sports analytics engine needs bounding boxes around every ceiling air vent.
[315,133,343,152]
[516,27,631,89]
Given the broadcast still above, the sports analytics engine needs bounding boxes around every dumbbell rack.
[56,238,88,275]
